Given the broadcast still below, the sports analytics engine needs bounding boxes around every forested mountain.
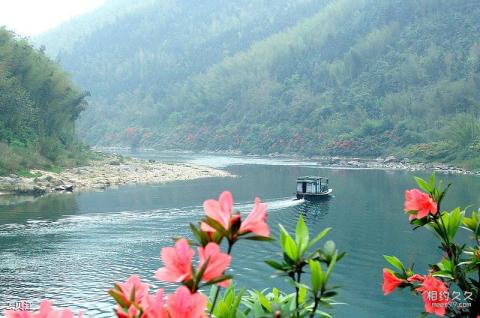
[0,28,89,175]
[35,0,480,166]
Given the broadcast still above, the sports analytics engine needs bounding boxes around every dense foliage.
[0,28,89,175]
[37,0,480,166]
[383,173,480,317]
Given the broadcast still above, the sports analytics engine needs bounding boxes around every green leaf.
[298,286,307,304]
[326,252,337,279]
[428,173,436,189]
[279,225,298,261]
[322,291,338,298]
[436,183,451,206]
[425,222,446,241]
[296,215,309,255]
[306,227,331,250]
[284,234,299,261]
[434,208,464,241]
[437,258,453,272]
[256,291,272,312]
[315,310,333,318]
[415,176,431,193]
[242,235,275,241]
[208,285,219,302]
[336,251,346,262]
[190,223,202,242]
[432,271,454,280]
[272,288,279,302]
[411,217,430,229]
[232,288,245,314]
[195,256,210,283]
[204,274,233,286]
[265,259,288,271]
[279,224,289,249]
[203,217,228,236]
[309,259,324,293]
[108,289,129,308]
[463,210,480,234]
[447,207,463,240]
[383,255,405,272]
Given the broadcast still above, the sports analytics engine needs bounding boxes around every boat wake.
[257,197,304,211]
[0,197,303,237]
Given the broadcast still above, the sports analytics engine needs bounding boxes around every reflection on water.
[0,194,39,206]
[298,197,331,220]
[1,154,480,317]
[0,193,79,226]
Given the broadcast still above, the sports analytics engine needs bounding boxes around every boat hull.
[296,189,333,200]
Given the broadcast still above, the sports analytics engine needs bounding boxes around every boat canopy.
[296,176,329,194]
[296,176,328,183]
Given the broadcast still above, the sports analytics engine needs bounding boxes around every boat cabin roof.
[296,176,328,183]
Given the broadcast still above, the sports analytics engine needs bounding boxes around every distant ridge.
[35,0,480,167]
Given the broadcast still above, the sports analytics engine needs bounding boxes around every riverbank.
[95,147,480,176]
[310,156,479,175]
[0,154,232,195]
[149,149,479,175]
[182,150,480,175]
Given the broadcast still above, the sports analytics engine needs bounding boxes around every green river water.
[1,152,479,317]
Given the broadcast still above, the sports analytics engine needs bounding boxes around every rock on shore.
[0,156,232,195]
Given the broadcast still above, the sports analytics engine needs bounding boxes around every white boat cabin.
[296,176,329,194]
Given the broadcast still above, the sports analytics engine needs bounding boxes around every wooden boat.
[296,176,332,200]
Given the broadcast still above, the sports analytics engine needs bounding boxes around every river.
[1,152,479,317]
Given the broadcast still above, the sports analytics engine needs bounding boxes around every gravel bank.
[0,156,232,195]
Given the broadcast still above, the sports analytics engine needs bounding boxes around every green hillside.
[0,28,89,175]
[36,0,480,167]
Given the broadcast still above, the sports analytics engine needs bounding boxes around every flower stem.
[433,216,450,253]
[295,270,302,318]
[309,293,322,318]
[209,242,234,317]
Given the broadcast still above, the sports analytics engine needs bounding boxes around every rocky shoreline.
[1,153,475,197]
[311,155,479,175]
[96,147,478,176]
[0,155,232,196]
[156,149,478,175]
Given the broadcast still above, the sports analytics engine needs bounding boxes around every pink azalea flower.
[407,274,426,283]
[240,197,270,237]
[116,275,150,305]
[166,286,207,318]
[4,300,81,318]
[155,239,194,283]
[201,191,235,232]
[404,189,437,219]
[382,269,404,295]
[141,289,169,318]
[198,243,232,287]
[417,276,450,316]
[4,309,33,318]
[4,301,33,318]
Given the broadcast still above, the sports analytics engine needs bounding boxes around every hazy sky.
[0,0,105,36]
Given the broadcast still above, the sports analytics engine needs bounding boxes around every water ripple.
[0,196,306,314]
